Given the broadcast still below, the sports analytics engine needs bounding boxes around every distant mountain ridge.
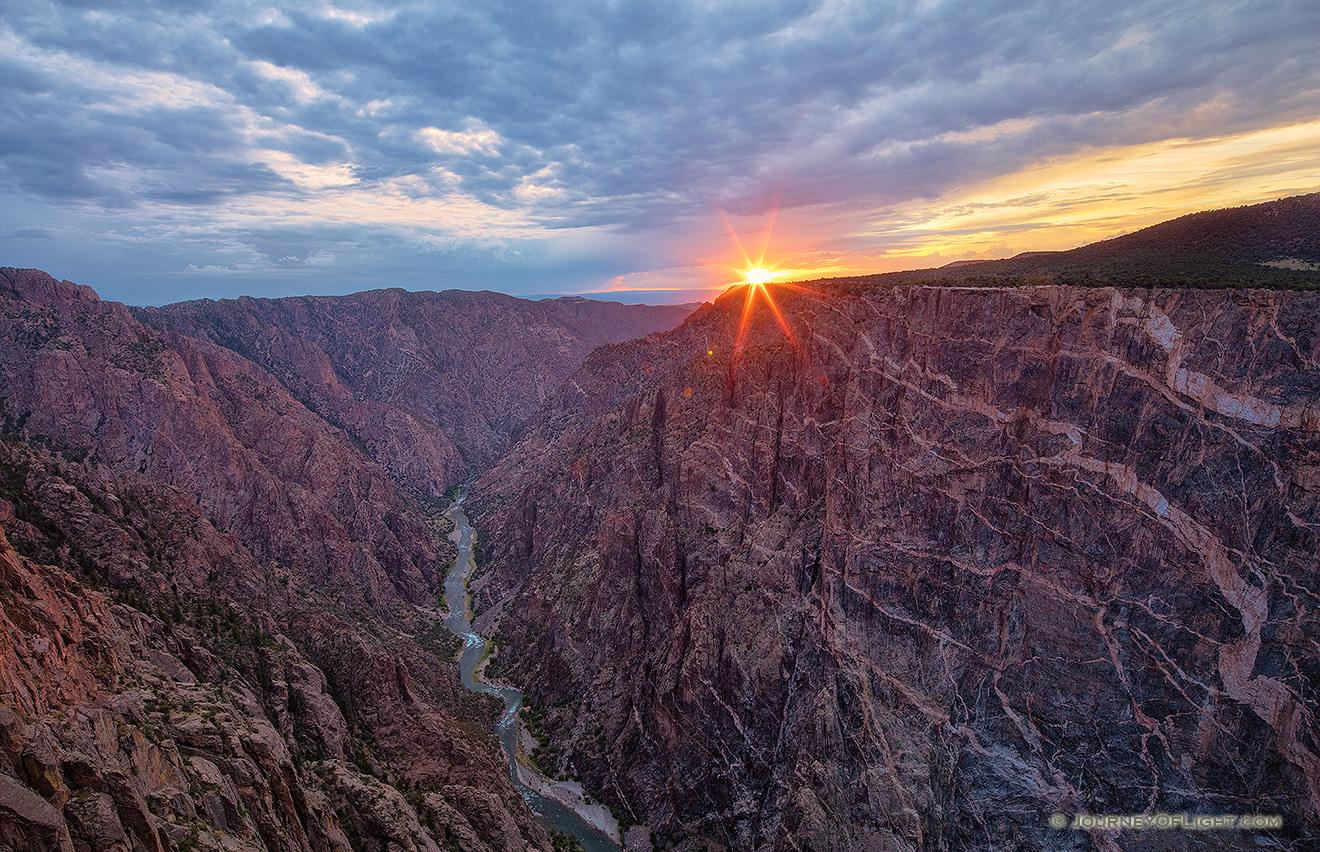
[877,191,1320,286]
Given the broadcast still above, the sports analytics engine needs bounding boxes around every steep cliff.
[473,281,1320,850]
[144,290,692,496]
[0,269,555,851]
[0,269,440,615]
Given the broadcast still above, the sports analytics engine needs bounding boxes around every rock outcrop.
[474,281,1320,850]
[0,508,366,852]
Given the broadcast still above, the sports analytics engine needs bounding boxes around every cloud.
[0,227,53,239]
[0,0,1317,303]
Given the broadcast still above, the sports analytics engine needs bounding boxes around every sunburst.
[716,206,809,357]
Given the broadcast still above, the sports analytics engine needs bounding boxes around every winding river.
[442,483,620,852]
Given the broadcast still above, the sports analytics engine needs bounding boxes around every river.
[441,482,621,852]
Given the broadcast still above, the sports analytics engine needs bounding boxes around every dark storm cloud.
[1,0,1317,301]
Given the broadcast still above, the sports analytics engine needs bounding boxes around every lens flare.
[714,206,807,357]
[743,266,778,285]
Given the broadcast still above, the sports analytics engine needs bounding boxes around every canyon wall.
[0,269,441,614]
[474,282,1320,851]
[146,290,692,496]
[0,436,541,852]
[0,268,691,852]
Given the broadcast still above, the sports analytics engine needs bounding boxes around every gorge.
[442,483,619,851]
[3,193,1320,852]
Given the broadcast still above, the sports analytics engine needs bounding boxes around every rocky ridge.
[473,281,1320,850]
[145,290,692,496]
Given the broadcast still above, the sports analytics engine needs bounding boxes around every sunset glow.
[713,203,831,292]
[714,207,821,356]
[858,119,1320,268]
[0,2,1315,305]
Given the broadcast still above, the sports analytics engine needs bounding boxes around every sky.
[1,0,1318,306]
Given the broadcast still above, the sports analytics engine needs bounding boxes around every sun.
[706,202,826,360]
[714,210,807,357]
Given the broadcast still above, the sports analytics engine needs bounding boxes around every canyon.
[3,193,1320,852]
[0,268,689,852]
[144,291,692,497]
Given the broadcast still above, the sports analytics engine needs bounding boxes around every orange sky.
[594,119,1320,302]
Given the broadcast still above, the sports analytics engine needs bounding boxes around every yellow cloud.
[889,119,1320,260]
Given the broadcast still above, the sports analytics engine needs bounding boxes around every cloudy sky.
[2,0,1317,305]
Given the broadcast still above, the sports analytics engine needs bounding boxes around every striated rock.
[475,282,1320,850]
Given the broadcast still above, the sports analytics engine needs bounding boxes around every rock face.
[145,290,693,496]
[0,427,543,852]
[0,487,554,852]
[0,268,441,615]
[474,282,1320,850]
[0,268,692,852]
[0,508,349,852]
